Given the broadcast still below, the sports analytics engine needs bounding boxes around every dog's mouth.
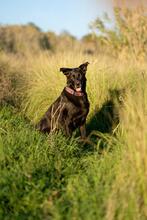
[75,87,82,92]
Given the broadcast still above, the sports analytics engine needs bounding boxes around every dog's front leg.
[80,124,86,139]
[63,121,72,137]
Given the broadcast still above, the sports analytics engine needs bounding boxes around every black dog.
[36,62,90,138]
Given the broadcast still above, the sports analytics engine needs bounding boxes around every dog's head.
[60,62,89,92]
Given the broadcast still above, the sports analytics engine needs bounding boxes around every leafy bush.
[0,24,51,54]
[91,3,147,60]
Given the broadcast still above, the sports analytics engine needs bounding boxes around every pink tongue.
[76,88,81,92]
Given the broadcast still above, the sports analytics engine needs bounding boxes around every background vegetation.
[0,1,147,219]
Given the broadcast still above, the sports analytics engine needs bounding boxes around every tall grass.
[20,52,146,122]
[106,76,147,220]
[0,45,147,218]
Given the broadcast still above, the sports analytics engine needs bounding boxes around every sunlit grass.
[0,50,147,219]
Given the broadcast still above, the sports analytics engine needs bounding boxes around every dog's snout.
[76,81,80,87]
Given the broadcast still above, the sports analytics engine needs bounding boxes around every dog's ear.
[60,68,72,75]
[79,62,89,73]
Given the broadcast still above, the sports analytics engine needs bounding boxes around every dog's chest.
[62,92,89,126]
[71,95,89,110]
[69,97,89,122]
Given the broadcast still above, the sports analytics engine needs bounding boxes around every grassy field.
[0,51,147,220]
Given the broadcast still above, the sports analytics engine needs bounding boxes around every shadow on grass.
[87,88,125,134]
[81,88,126,152]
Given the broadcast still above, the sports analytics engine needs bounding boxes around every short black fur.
[36,62,90,138]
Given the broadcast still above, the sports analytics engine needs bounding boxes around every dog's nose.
[76,81,81,87]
